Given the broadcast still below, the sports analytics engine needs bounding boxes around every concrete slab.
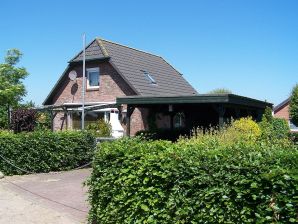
[0,168,91,224]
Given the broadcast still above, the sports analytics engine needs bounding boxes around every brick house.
[43,38,197,136]
[43,38,271,137]
[274,98,298,132]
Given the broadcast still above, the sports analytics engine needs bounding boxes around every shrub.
[86,119,111,137]
[87,137,298,223]
[0,131,96,175]
[185,117,261,149]
[289,132,298,145]
[259,109,290,144]
[290,83,298,126]
[10,108,37,133]
[136,128,190,141]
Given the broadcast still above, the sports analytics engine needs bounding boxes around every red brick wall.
[50,60,147,134]
[274,104,289,121]
[52,61,135,104]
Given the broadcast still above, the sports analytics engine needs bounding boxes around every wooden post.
[126,106,135,137]
[217,105,226,128]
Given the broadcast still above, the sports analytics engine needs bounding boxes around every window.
[290,120,298,131]
[87,68,100,89]
[142,70,157,85]
[173,112,185,128]
[72,111,105,129]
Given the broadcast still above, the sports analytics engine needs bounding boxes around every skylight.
[142,70,157,85]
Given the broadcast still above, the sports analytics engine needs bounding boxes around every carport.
[117,94,272,136]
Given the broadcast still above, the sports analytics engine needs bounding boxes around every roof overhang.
[116,94,272,109]
[273,97,290,112]
[68,56,110,64]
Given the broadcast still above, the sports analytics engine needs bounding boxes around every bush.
[289,132,298,145]
[290,83,298,127]
[185,117,261,150]
[87,137,298,223]
[0,131,96,175]
[136,128,191,141]
[272,118,290,139]
[86,119,112,137]
[10,108,37,133]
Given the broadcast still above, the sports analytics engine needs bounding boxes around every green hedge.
[0,131,96,175]
[87,138,298,223]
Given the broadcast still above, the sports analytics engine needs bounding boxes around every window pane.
[89,71,99,86]
[290,120,298,130]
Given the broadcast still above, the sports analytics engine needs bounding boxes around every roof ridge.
[96,37,162,58]
[95,38,109,57]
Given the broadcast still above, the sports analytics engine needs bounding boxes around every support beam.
[50,111,58,132]
[216,105,226,127]
[126,106,135,137]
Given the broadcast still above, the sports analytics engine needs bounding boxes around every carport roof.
[117,94,272,109]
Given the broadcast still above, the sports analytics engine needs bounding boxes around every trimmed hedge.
[0,131,96,175]
[136,128,191,141]
[87,138,298,223]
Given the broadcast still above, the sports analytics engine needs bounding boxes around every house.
[43,38,271,137]
[274,98,298,132]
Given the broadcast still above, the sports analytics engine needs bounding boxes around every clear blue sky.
[0,0,297,106]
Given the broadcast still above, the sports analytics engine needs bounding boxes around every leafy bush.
[10,108,37,133]
[290,83,298,126]
[87,137,298,223]
[186,117,261,150]
[259,107,290,143]
[35,111,51,130]
[0,131,96,175]
[136,128,190,141]
[86,119,111,137]
[289,132,298,145]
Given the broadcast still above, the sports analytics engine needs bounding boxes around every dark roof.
[273,97,290,112]
[44,38,197,105]
[117,94,272,109]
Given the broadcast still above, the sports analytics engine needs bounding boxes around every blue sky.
[0,0,297,106]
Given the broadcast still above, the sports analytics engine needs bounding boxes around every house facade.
[274,98,298,132]
[43,38,197,136]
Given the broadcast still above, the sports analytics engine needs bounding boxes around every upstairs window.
[87,68,100,89]
[142,70,157,85]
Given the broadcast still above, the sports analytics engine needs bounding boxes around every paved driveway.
[0,169,91,224]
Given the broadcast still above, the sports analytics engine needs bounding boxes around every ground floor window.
[290,119,298,131]
[174,112,185,128]
[72,111,109,129]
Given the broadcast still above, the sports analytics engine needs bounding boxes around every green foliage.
[185,117,261,149]
[263,106,273,123]
[86,119,112,137]
[259,107,290,143]
[87,137,298,223]
[0,105,9,129]
[0,131,96,175]
[290,83,298,126]
[0,49,29,129]
[289,132,298,145]
[35,111,51,131]
[136,128,190,141]
[0,49,28,105]
[208,88,232,94]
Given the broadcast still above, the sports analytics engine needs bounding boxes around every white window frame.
[289,119,298,132]
[87,67,100,90]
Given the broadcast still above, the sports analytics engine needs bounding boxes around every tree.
[208,88,232,94]
[0,49,29,128]
[289,83,298,126]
